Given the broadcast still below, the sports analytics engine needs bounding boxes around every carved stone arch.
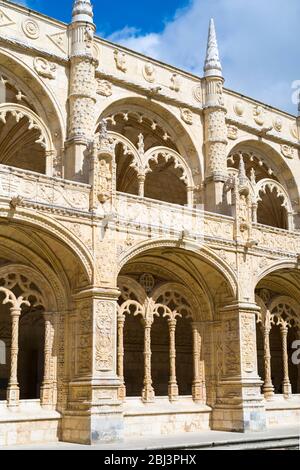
[0,264,56,311]
[268,295,300,328]
[144,146,194,187]
[256,260,298,286]
[0,103,55,175]
[0,236,67,311]
[227,139,300,222]
[0,204,94,286]
[0,48,65,143]
[98,97,202,184]
[152,282,196,319]
[255,179,293,212]
[118,275,147,304]
[108,131,143,172]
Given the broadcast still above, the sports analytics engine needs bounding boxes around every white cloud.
[106,0,299,114]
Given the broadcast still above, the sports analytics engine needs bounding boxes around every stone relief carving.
[47,32,67,54]
[143,62,156,83]
[290,124,298,140]
[96,79,112,97]
[114,50,127,72]
[95,302,114,371]
[281,144,295,159]
[234,101,245,117]
[22,19,40,39]
[193,85,202,104]
[241,312,256,373]
[273,117,283,132]
[180,108,193,125]
[0,9,15,28]
[170,74,181,92]
[253,105,266,126]
[34,57,57,80]
[227,124,238,140]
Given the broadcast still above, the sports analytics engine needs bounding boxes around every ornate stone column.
[142,318,155,403]
[203,20,228,214]
[212,303,266,432]
[192,322,205,403]
[187,186,194,208]
[168,318,179,402]
[280,325,292,398]
[7,306,21,408]
[62,288,123,445]
[262,322,275,399]
[117,315,126,401]
[40,313,55,408]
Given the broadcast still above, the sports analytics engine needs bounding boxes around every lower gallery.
[0,0,299,446]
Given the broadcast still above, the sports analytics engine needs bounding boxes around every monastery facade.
[0,0,299,446]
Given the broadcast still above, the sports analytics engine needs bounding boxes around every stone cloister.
[0,0,299,446]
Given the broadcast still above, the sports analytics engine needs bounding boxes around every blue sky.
[11,0,300,115]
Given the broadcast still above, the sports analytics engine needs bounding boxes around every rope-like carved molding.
[0,103,54,151]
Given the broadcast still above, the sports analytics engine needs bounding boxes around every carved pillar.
[212,303,266,432]
[187,186,194,208]
[117,315,126,401]
[40,313,55,408]
[65,9,97,181]
[262,324,274,398]
[62,288,123,445]
[281,326,292,398]
[296,329,300,394]
[192,322,205,403]
[262,323,274,399]
[142,318,155,403]
[168,318,179,402]
[7,307,21,408]
[251,203,258,224]
[138,174,145,198]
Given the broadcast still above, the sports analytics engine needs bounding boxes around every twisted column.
[142,318,155,402]
[117,315,126,401]
[192,322,205,403]
[262,323,274,399]
[168,318,179,402]
[41,313,55,408]
[7,307,21,407]
[281,326,292,398]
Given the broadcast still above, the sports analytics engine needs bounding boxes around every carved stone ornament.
[234,101,245,117]
[47,32,67,54]
[114,50,127,73]
[0,9,15,28]
[180,108,193,125]
[281,144,295,159]
[139,273,155,293]
[290,124,298,140]
[96,79,112,97]
[193,85,202,104]
[34,57,57,80]
[22,19,40,39]
[227,124,238,140]
[273,117,283,132]
[253,105,266,126]
[143,62,156,83]
[170,74,180,92]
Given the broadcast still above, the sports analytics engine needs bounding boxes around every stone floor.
[3,426,300,450]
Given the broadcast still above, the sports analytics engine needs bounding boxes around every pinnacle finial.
[204,18,223,78]
[72,0,94,23]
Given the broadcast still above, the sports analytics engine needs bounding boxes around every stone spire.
[204,18,223,78]
[72,0,94,23]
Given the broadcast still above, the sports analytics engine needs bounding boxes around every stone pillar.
[138,174,145,198]
[40,313,55,408]
[192,322,205,403]
[212,303,266,432]
[142,318,155,403]
[6,307,21,408]
[168,318,179,402]
[62,288,123,445]
[187,186,194,208]
[65,8,97,181]
[117,315,126,401]
[281,325,292,398]
[262,323,274,399]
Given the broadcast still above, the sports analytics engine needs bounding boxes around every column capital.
[73,286,121,302]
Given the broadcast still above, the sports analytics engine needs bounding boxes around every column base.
[142,385,155,403]
[212,380,266,432]
[7,385,19,408]
[168,383,179,402]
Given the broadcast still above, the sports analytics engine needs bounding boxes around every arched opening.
[227,145,294,230]
[257,186,288,229]
[98,101,197,206]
